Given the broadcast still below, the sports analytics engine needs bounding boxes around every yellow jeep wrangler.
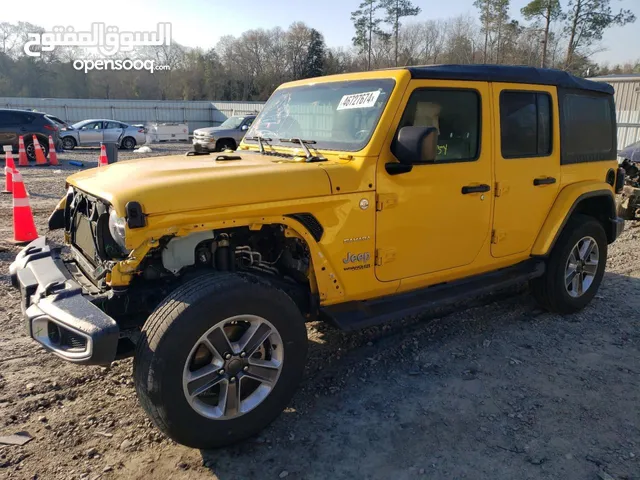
[10,65,626,448]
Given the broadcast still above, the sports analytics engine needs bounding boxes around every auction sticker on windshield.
[337,91,381,110]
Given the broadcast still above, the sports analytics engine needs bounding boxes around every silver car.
[192,115,256,152]
[60,119,146,150]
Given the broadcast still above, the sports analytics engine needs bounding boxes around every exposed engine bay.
[56,188,315,347]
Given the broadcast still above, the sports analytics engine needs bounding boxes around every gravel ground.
[0,151,639,480]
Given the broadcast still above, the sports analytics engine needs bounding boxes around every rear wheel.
[133,273,308,448]
[121,136,136,150]
[530,214,607,314]
[24,138,48,161]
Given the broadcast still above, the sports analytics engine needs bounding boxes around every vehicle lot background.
[0,147,639,480]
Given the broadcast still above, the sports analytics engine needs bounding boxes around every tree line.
[0,0,636,103]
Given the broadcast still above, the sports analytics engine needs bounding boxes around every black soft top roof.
[405,65,614,94]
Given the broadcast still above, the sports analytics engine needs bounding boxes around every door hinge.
[375,247,397,266]
[376,193,398,211]
[491,229,507,244]
[495,182,509,197]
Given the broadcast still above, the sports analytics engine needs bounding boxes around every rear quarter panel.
[531,161,617,255]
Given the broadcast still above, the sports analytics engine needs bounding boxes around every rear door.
[78,121,104,145]
[103,121,125,142]
[491,84,561,257]
[0,111,17,147]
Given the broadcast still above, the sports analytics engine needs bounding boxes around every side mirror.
[394,126,438,164]
[241,125,249,131]
[386,126,438,175]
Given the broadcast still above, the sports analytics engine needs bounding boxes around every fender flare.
[532,181,616,256]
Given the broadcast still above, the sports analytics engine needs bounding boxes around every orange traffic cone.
[11,169,38,244]
[18,136,29,167]
[48,136,59,166]
[3,151,16,194]
[98,143,109,167]
[32,135,48,165]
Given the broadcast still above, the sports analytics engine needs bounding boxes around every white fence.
[0,97,265,133]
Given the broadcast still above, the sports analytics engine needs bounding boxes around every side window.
[500,91,552,158]
[394,89,481,162]
[0,111,26,124]
[562,93,614,163]
[105,121,121,129]
[243,117,254,128]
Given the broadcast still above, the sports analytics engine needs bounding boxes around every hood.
[67,153,332,215]
[195,126,236,135]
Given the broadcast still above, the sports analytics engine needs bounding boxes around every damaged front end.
[10,188,161,365]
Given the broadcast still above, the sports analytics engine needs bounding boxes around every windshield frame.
[245,78,396,153]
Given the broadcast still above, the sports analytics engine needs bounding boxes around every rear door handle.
[533,177,556,186]
[461,184,491,194]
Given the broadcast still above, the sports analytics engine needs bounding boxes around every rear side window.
[561,92,615,163]
[0,111,34,124]
[500,91,552,158]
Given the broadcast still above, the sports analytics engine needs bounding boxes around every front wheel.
[530,214,607,314]
[61,137,76,150]
[133,273,308,448]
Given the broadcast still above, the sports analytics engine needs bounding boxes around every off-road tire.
[530,214,607,314]
[133,273,308,448]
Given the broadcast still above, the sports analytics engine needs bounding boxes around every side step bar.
[321,259,545,331]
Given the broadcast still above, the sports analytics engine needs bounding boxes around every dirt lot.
[1,149,639,480]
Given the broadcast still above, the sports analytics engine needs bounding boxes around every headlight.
[108,209,129,252]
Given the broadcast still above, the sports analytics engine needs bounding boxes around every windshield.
[220,116,245,129]
[71,121,88,129]
[246,79,395,152]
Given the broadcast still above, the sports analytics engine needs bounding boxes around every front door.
[375,80,493,282]
[78,121,104,145]
[491,84,561,257]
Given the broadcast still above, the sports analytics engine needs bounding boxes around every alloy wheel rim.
[565,236,599,298]
[182,315,284,420]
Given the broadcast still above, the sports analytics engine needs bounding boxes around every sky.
[7,0,640,65]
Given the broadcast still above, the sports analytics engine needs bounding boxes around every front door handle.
[461,184,491,194]
[533,177,556,186]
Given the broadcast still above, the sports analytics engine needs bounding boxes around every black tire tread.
[134,273,247,437]
[530,213,607,314]
[133,272,307,447]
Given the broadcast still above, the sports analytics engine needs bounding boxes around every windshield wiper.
[244,135,272,154]
[278,138,326,162]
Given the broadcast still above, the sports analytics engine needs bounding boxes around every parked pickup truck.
[10,65,625,449]
[192,115,256,153]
